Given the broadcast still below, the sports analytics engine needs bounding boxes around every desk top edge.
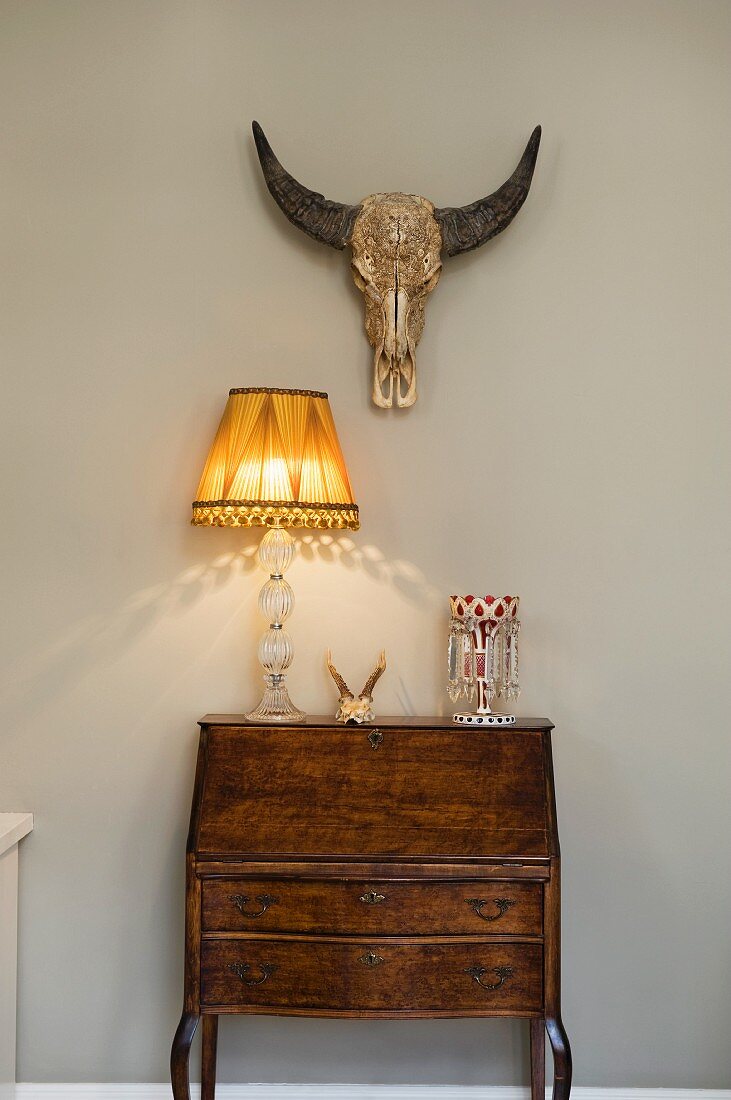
[199,714,554,731]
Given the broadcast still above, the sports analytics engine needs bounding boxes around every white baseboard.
[15,1087,731,1100]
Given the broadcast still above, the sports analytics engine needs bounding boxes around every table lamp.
[192,386,359,722]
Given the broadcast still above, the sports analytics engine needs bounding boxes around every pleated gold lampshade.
[192,387,359,530]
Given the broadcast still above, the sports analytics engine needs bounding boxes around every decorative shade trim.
[192,500,360,530]
[228,387,328,399]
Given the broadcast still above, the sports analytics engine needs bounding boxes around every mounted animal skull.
[326,649,386,724]
[253,121,541,408]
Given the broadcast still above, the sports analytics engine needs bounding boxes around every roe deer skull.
[326,649,387,724]
[253,122,541,409]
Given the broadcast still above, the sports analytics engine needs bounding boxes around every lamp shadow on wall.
[297,532,440,604]
[2,530,441,720]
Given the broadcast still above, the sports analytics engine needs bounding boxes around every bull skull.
[326,649,386,724]
[253,121,541,408]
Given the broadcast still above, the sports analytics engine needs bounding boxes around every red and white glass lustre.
[447,595,521,725]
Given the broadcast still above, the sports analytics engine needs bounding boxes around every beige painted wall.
[1,0,730,1086]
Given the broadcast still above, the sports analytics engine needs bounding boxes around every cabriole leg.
[530,1017,546,1100]
[202,1014,219,1100]
[171,1011,199,1100]
[546,1015,572,1100]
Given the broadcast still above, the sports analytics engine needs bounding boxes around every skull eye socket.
[423,263,442,292]
[351,262,368,292]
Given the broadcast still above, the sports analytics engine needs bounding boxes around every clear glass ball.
[258,527,295,575]
[258,577,294,624]
[258,627,294,675]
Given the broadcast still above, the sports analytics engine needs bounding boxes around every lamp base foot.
[246,678,306,723]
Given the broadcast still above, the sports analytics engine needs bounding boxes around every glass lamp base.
[245,675,305,723]
[246,526,306,724]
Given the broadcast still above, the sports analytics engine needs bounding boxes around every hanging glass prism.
[447,614,477,704]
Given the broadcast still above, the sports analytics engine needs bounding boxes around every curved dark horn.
[252,121,360,250]
[434,126,541,257]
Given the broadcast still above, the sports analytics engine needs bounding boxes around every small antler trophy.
[326,650,387,724]
[447,595,520,726]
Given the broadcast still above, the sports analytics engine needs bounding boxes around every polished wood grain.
[197,726,549,860]
[171,717,571,1100]
[542,730,572,1100]
[197,860,550,878]
[202,878,543,936]
[201,937,542,1015]
[170,1011,197,1100]
[201,1015,218,1100]
[531,1017,546,1100]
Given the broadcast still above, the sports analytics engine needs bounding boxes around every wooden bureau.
[171,716,572,1100]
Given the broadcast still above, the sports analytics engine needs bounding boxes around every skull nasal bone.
[383,289,396,358]
[395,289,409,361]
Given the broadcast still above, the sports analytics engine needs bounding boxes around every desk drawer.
[202,879,542,936]
[201,938,542,1015]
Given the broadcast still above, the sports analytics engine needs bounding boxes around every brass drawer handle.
[466,897,515,922]
[228,962,277,986]
[359,889,386,905]
[359,951,384,967]
[465,964,514,991]
[368,729,383,750]
[230,893,278,918]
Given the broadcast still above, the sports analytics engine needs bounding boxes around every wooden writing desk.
[171,716,571,1100]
